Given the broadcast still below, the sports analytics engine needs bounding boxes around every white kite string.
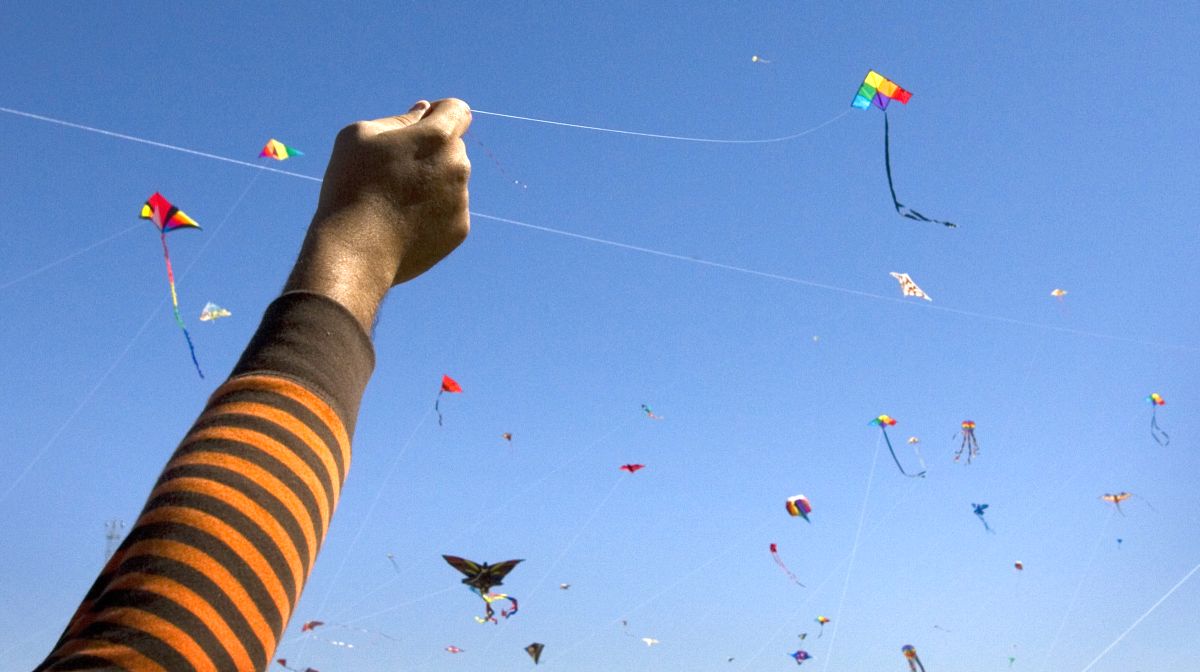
[1077,560,1200,672]
[2,105,1193,353]
[470,108,853,144]
[0,223,142,291]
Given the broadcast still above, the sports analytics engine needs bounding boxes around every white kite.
[890,272,932,301]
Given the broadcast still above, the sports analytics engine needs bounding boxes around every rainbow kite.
[140,192,203,378]
[1146,393,1169,446]
[853,70,956,228]
[260,138,303,161]
[871,415,925,478]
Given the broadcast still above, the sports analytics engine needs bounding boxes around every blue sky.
[1,2,1197,670]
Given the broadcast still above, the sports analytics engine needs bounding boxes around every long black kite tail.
[883,112,958,229]
[1151,408,1170,446]
[435,390,444,426]
[882,427,926,478]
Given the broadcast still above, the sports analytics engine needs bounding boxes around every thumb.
[371,100,432,133]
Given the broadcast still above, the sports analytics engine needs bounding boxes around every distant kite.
[199,301,231,322]
[770,543,806,587]
[525,642,545,664]
[141,192,204,378]
[972,503,994,533]
[276,660,318,672]
[1014,561,1024,571]
[954,421,980,464]
[907,436,928,471]
[443,555,523,623]
[871,415,926,478]
[642,638,660,647]
[502,432,513,442]
[620,463,645,473]
[815,616,830,637]
[445,646,463,654]
[435,375,462,426]
[902,644,928,672]
[559,583,571,590]
[751,55,771,64]
[641,404,663,420]
[260,138,304,160]
[790,650,812,665]
[853,71,956,228]
[1051,288,1067,298]
[786,494,812,522]
[890,272,932,301]
[1146,393,1169,446]
[1100,492,1152,516]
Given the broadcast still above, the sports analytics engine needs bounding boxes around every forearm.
[37,293,374,672]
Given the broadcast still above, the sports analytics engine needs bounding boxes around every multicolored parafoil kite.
[955,420,980,464]
[141,193,204,378]
[260,138,303,160]
[435,375,462,426]
[620,463,645,473]
[525,642,545,664]
[871,415,926,478]
[902,644,927,672]
[853,71,956,228]
[786,494,812,521]
[890,272,932,301]
[770,543,806,587]
[199,301,231,322]
[1146,393,1169,446]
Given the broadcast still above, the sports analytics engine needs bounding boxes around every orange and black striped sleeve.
[36,291,375,672]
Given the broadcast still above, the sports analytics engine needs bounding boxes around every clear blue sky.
[1,2,1197,671]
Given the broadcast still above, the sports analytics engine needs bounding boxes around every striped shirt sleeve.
[36,291,375,672]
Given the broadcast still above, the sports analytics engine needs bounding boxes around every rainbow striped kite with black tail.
[140,192,204,378]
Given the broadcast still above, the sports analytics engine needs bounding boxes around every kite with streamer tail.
[890,272,932,301]
[871,415,926,478]
[954,421,980,464]
[902,644,928,672]
[641,404,663,420]
[815,616,830,637]
[907,436,928,471]
[785,494,812,522]
[972,503,994,533]
[199,301,231,322]
[525,642,545,664]
[852,71,956,228]
[260,138,303,160]
[1146,393,1169,446]
[140,192,204,378]
[296,620,400,647]
[443,555,522,622]
[790,650,812,665]
[770,543,806,587]
[435,375,461,426]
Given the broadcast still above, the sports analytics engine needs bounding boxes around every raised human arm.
[35,98,472,672]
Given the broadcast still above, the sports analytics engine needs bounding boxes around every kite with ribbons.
[140,192,204,378]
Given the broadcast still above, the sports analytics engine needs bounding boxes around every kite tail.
[883,113,957,229]
[882,428,926,478]
[160,234,204,379]
[435,390,444,426]
[1150,409,1170,446]
[915,657,927,672]
[770,547,807,587]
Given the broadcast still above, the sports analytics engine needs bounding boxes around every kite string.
[1077,560,1200,672]
[0,223,142,292]
[0,173,259,505]
[1036,509,1115,672]
[324,416,637,623]
[3,105,1194,353]
[470,108,852,144]
[819,431,881,672]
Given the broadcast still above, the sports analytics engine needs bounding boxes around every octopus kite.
[871,415,926,478]
[853,71,957,228]
[1146,393,1169,446]
[954,421,980,464]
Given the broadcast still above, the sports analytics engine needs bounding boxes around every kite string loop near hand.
[471,108,853,144]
